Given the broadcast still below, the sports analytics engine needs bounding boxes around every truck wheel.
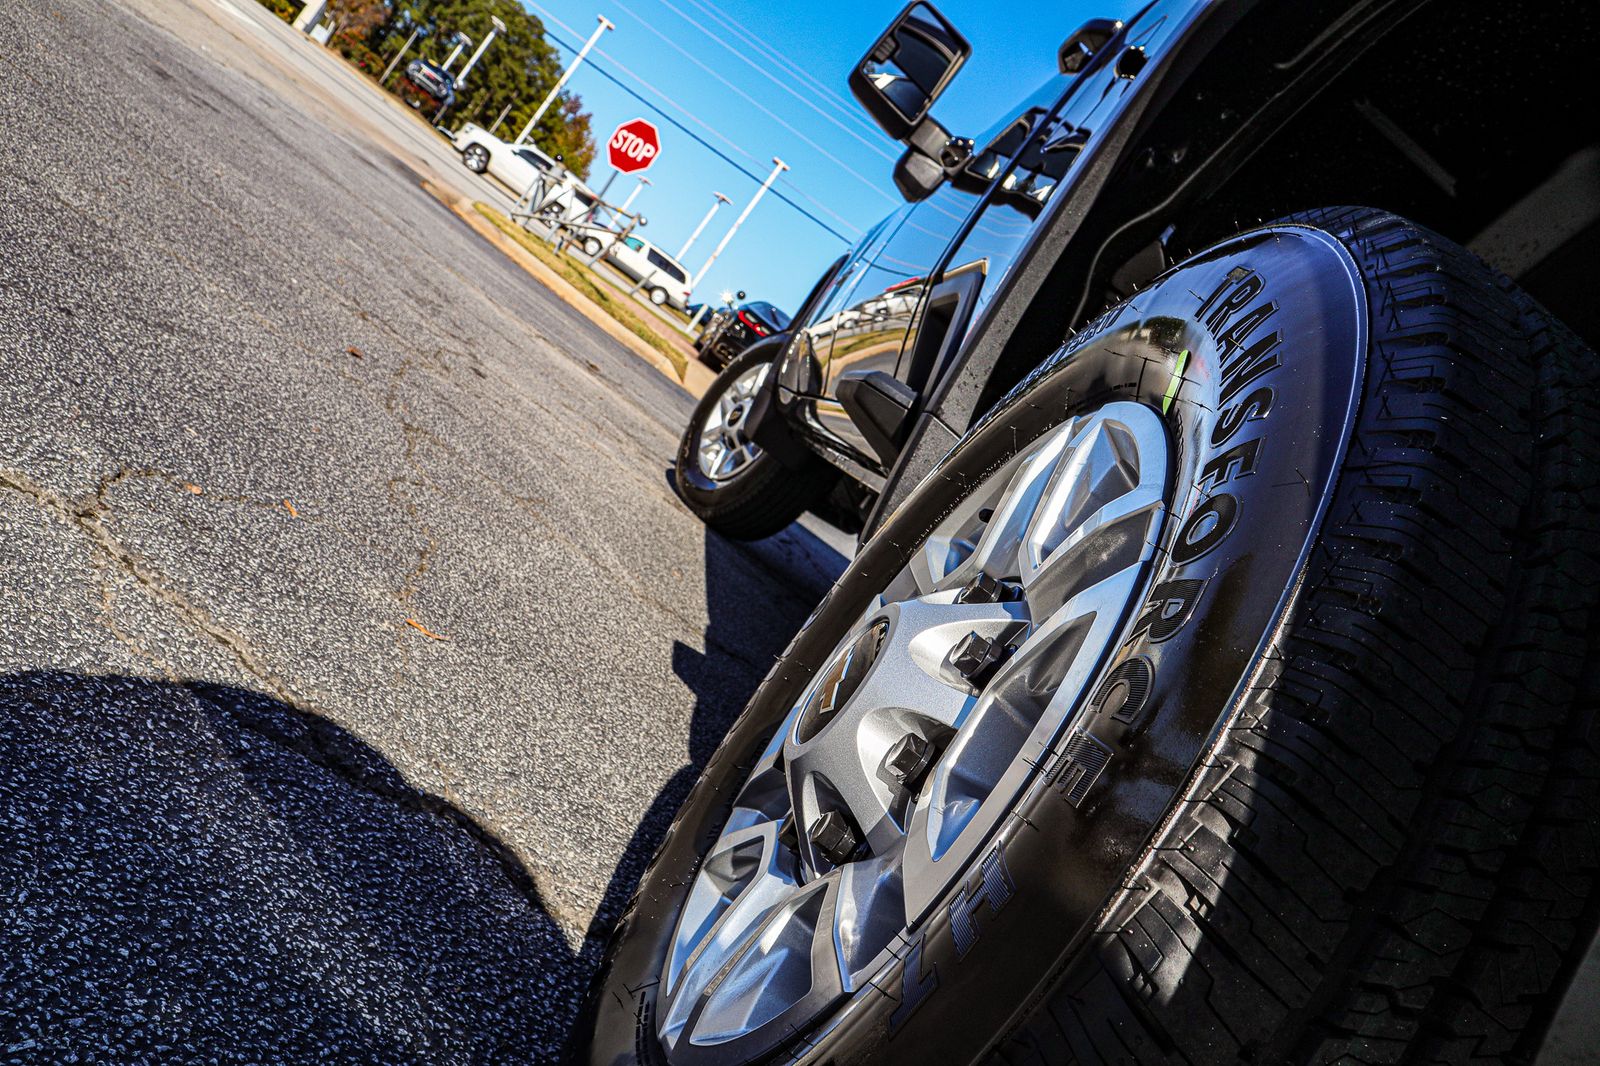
[649,287,669,306]
[673,342,836,541]
[582,236,603,257]
[575,208,1600,1064]
[462,144,488,173]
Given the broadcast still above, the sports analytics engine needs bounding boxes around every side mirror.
[849,2,970,143]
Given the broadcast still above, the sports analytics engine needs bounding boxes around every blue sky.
[516,0,1143,313]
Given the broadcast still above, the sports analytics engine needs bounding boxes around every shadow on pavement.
[0,528,845,1062]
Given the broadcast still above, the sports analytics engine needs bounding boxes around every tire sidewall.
[674,341,783,509]
[583,224,1368,1064]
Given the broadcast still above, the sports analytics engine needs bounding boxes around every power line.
[673,0,885,141]
[530,17,859,243]
[610,0,903,201]
[632,0,899,162]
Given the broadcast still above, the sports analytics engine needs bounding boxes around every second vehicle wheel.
[462,144,488,173]
[673,339,837,541]
[574,208,1600,1064]
[583,236,603,257]
[649,287,669,306]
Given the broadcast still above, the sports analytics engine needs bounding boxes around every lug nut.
[880,733,935,791]
[776,811,799,853]
[942,631,1011,691]
[955,571,1020,604]
[808,810,859,866]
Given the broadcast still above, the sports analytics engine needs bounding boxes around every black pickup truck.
[583,2,1600,1063]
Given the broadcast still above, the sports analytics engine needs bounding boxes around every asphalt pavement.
[0,0,848,1061]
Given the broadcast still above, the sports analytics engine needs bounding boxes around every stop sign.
[607,118,660,174]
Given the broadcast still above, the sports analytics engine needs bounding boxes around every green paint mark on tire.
[1162,349,1190,414]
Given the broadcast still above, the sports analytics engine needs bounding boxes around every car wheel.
[670,340,837,541]
[583,236,603,257]
[649,287,669,306]
[462,144,488,173]
[572,208,1600,1064]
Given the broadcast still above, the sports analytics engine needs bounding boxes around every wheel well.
[1162,0,1600,346]
[976,0,1599,416]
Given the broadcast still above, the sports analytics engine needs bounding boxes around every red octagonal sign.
[607,118,660,174]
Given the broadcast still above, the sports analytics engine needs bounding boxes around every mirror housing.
[849,2,970,143]
[1058,18,1122,74]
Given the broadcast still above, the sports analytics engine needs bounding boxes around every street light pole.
[454,16,506,88]
[676,192,730,261]
[686,159,788,331]
[380,24,423,84]
[618,176,651,215]
[514,14,613,146]
[440,34,471,73]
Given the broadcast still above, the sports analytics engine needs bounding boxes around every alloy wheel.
[659,401,1170,1057]
[695,362,771,483]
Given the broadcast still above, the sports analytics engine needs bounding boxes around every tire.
[583,236,603,257]
[650,287,669,306]
[574,208,1600,1064]
[673,341,836,541]
[462,144,488,173]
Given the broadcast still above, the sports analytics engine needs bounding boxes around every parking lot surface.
[0,0,847,1059]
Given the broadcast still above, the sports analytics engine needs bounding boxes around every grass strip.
[474,204,688,379]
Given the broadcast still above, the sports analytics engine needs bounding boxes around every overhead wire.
[608,0,903,205]
[521,10,861,242]
[668,0,889,143]
[629,0,899,162]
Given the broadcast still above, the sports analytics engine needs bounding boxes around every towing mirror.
[849,2,970,143]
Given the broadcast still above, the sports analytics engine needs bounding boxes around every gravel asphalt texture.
[0,0,848,1060]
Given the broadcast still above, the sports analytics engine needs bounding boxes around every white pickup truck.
[450,124,601,230]
[450,124,559,199]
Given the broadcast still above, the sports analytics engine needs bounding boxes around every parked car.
[605,235,691,309]
[450,124,560,199]
[401,59,454,108]
[694,299,792,370]
[577,2,1600,1065]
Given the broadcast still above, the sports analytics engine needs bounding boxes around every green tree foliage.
[375,1,597,178]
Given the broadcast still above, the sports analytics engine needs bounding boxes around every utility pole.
[487,100,513,134]
[515,14,613,146]
[380,22,424,84]
[686,159,787,331]
[454,16,506,87]
[677,192,730,261]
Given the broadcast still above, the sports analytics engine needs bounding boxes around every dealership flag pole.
[686,159,787,332]
[677,192,730,261]
[515,14,614,146]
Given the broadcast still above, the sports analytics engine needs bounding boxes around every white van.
[605,235,692,310]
